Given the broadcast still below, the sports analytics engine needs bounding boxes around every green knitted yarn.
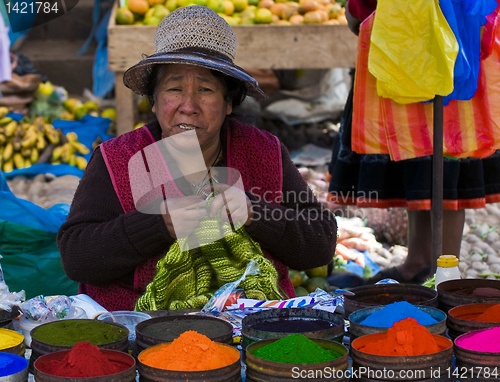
[135,216,283,311]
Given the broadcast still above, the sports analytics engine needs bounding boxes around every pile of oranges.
[116,0,346,26]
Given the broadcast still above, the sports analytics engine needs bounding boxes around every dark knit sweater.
[57,120,337,287]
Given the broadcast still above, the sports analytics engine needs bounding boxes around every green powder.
[252,334,342,364]
[32,320,128,346]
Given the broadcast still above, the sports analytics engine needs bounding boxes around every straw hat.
[123,5,267,99]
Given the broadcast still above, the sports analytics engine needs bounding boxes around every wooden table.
[107,1,358,135]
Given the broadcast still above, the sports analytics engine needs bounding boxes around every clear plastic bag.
[201,260,259,316]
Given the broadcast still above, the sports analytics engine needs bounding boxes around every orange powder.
[474,304,500,322]
[359,318,440,356]
[139,331,239,371]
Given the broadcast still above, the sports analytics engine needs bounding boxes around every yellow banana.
[36,134,47,150]
[61,143,75,163]
[2,159,13,172]
[21,132,38,149]
[66,132,78,143]
[4,121,17,137]
[69,141,90,155]
[13,153,25,169]
[3,143,13,161]
[69,154,77,167]
[75,156,87,170]
[12,138,21,152]
[0,117,12,126]
[0,134,6,145]
[21,147,32,158]
[52,146,63,161]
[24,158,31,168]
[30,148,39,163]
[0,107,9,119]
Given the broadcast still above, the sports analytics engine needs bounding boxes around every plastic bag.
[201,260,259,316]
[440,0,498,104]
[368,0,458,104]
[0,171,79,299]
[352,11,500,161]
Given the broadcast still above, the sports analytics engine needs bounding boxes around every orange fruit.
[323,18,339,24]
[128,0,149,14]
[294,286,309,297]
[270,2,286,16]
[316,8,328,21]
[289,13,303,24]
[148,0,163,6]
[280,2,299,19]
[276,19,291,25]
[303,10,322,23]
[254,7,273,23]
[165,0,178,11]
[299,0,317,13]
[288,269,303,287]
[305,265,329,279]
[223,0,235,14]
[116,7,135,24]
[304,276,331,293]
[258,0,274,8]
[324,3,340,19]
[233,0,248,11]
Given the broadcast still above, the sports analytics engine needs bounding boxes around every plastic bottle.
[435,255,461,289]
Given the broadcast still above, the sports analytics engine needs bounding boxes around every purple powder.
[250,319,334,333]
[456,326,500,352]
[359,301,438,327]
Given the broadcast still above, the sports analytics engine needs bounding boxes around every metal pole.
[431,95,444,276]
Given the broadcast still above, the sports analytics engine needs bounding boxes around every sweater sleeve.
[245,143,337,270]
[57,146,176,286]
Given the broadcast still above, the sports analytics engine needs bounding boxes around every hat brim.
[123,51,267,100]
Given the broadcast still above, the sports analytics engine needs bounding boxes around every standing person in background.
[328,0,500,285]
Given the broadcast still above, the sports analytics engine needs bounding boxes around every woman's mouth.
[178,124,197,130]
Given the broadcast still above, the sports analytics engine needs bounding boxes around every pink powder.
[456,326,500,352]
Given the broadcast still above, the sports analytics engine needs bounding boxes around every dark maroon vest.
[80,119,295,310]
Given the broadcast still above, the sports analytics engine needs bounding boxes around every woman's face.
[152,64,232,153]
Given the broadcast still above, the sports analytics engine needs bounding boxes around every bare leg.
[398,209,465,280]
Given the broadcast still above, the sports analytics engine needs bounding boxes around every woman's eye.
[200,87,213,92]
[167,87,181,92]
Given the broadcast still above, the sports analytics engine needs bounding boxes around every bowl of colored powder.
[454,326,500,379]
[348,301,446,340]
[245,334,348,381]
[351,318,453,380]
[437,279,500,313]
[0,352,28,382]
[138,331,241,381]
[343,283,438,319]
[29,319,129,373]
[33,341,136,381]
[0,328,25,357]
[241,307,345,350]
[448,303,500,339]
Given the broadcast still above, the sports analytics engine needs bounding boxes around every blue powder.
[359,301,439,327]
[0,353,27,376]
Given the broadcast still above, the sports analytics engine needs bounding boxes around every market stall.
[106,1,358,135]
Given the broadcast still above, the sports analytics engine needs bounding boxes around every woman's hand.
[161,196,208,238]
[206,183,254,227]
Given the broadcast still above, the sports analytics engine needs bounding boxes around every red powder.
[359,318,440,356]
[474,304,500,322]
[44,342,119,377]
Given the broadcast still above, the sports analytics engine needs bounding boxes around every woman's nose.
[178,92,199,114]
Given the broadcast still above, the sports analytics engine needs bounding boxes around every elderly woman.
[57,6,336,311]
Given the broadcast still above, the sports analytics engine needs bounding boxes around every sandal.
[367,266,432,285]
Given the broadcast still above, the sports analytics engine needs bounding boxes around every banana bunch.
[0,115,89,172]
